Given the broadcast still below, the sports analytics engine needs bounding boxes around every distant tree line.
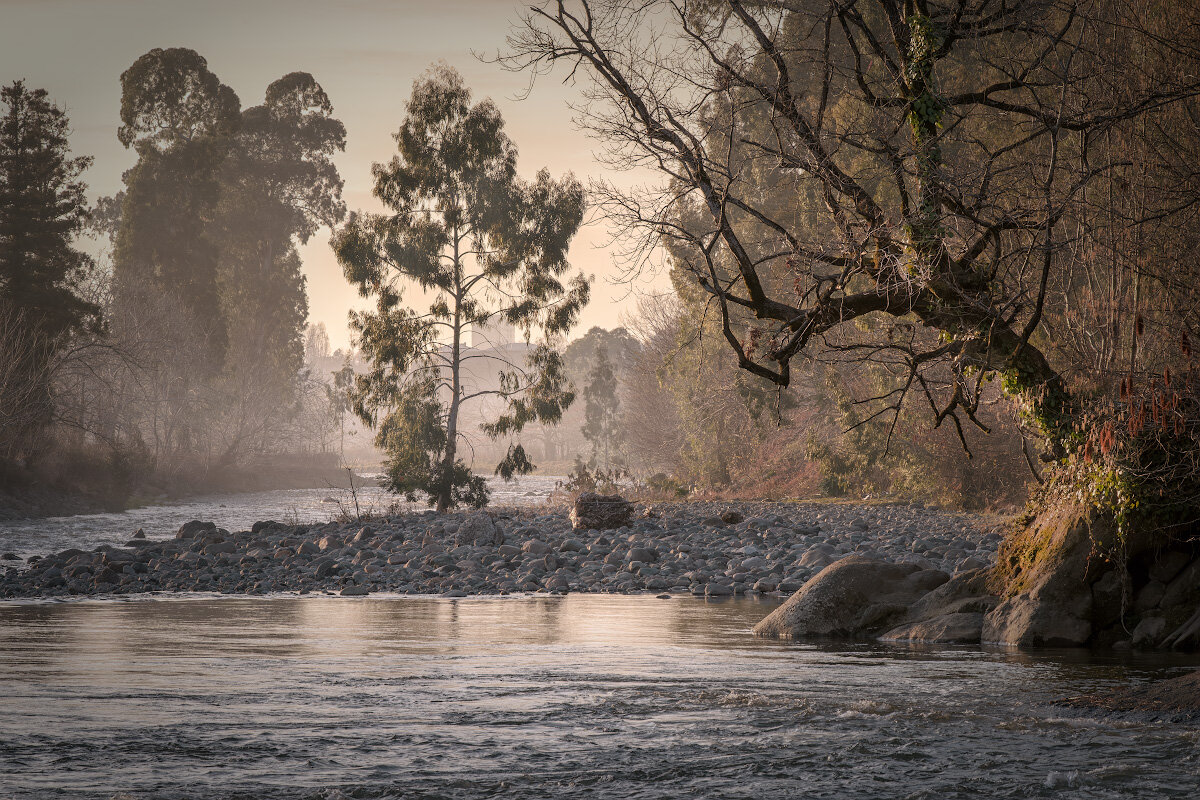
[0,49,351,502]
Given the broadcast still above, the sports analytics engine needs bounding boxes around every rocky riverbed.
[0,500,1001,600]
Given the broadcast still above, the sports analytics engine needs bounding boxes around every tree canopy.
[333,64,588,511]
[505,0,1200,464]
[0,80,98,343]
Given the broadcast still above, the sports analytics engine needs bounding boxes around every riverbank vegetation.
[499,0,1200,643]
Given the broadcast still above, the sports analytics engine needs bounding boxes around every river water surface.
[2,594,1199,799]
[3,487,1200,798]
[0,474,560,562]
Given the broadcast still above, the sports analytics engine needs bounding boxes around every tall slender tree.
[0,81,98,461]
[0,81,98,344]
[333,64,588,511]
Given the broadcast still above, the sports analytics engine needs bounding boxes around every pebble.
[0,501,1003,600]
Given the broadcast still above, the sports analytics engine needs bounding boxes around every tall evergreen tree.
[0,81,98,462]
[333,64,588,511]
[0,80,98,343]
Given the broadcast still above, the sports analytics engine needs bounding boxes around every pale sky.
[0,0,666,349]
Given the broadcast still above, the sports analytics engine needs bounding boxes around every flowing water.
[1,594,1199,800]
[0,475,561,562]
[2,487,1200,798]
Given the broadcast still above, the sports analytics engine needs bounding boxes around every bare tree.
[504,0,1200,460]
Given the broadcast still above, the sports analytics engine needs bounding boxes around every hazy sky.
[0,0,666,348]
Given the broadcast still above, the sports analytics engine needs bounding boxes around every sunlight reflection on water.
[1,594,1199,799]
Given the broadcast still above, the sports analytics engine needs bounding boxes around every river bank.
[1,500,1001,599]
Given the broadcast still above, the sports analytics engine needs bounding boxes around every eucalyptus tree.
[212,72,346,466]
[110,49,348,467]
[333,65,588,511]
[113,47,240,375]
[582,345,622,470]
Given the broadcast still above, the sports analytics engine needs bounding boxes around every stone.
[522,540,552,555]
[94,567,120,585]
[1131,615,1167,648]
[881,613,986,644]
[176,520,215,539]
[753,555,949,638]
[1149,550,1192,585]
[705,583,734,597]
[983,503,1114,648]
[352,527,375,543]
[457,513,502,546]
[628,547,658,563]
[1091,570,1128,629]
[570,492,633,530]
[1161,559,1200,610]
[1,552,18,560]
[903,567,995,621]
[798,549,833,568]
[1135,580,1167,613]
[340,585,369,596]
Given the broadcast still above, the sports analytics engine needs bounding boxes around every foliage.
[506,0,1200,481]
[558,456,629,495]
[0,81,99,345]
[0,82,101,465]
[333,64,588,511]
[581,345,622,470]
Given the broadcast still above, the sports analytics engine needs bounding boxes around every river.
[2,486,1200,799]
[0,474,561,562]
[1,594,1199,799]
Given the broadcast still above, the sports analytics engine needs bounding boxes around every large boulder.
[881,567,997,644]
[176,520,216,539]
[456,512,502,546]
[569,492,633,530]
[753,554,949,638]
[983,502,1126,647]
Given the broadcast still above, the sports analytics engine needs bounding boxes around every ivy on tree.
[332,64,588,511]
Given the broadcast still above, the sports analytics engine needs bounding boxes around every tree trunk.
[437,232,464,513]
